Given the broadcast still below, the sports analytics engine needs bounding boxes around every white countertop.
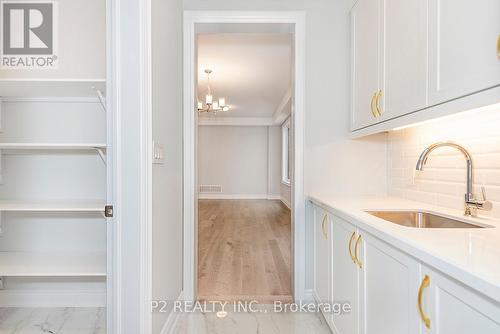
[307,195,500,303]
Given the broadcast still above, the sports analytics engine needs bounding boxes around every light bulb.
[205,94,213,104]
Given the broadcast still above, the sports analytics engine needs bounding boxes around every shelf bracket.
[95,147,106,165]
[92,87,107,112]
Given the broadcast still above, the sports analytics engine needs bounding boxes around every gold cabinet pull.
[354,234,363,268]
[348,231,357,263]
[321,214,328,239]
[370,92,378,118]
[375,90,383,116]
[418,275,431,329]
[497,34,500,58]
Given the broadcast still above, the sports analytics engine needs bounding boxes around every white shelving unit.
[0,78,109,297]
[0,251,106,277]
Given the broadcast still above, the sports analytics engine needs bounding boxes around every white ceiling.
[197,33,292,119]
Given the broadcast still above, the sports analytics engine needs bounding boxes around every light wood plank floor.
[198,199,292,302]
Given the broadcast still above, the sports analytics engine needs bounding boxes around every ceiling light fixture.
[197,69,230,114]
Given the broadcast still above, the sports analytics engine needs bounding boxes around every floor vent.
[199,185,222,193]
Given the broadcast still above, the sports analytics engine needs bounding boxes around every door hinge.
[105,205,114,218]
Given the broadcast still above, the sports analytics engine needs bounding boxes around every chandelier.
[197,69,230,114]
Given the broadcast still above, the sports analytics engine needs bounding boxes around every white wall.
[151,0,184,332]
[198,125,278,198]
[388,107,500,219]
[0,0,105,80]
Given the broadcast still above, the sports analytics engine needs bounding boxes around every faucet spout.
[415,142,473,200]
[415,142,491,216]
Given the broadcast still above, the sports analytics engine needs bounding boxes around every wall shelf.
[0,80,106,98]
[0,200,105,213]
[0,251,106,277]
[0,143,106,150]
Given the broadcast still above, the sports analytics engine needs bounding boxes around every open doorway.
[183,11,306,304]
[195,27,294,302]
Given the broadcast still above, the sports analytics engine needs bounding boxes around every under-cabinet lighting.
[392,102,500,131]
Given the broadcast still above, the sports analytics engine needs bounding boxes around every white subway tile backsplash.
[388,108,500,219]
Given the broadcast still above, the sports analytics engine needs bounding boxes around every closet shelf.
[0,143,106,150]
[0,200,105,212]
[0,251,106,277]
[0,79,106,98]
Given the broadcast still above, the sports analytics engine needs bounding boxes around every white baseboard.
[198,193,269,200]
[0,290,106,307]
[160,290,184,334]
[267,195,281,200]
[280,196,291,209]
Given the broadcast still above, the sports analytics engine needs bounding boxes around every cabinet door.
[380,0,427,120]
[428,0,500,105]
[312,206,333,327]
[331,217,359,334]
[358,232,421,334]
[351,0,382,130]
[420,266,500,334]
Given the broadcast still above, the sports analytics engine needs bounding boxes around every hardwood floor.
[198,199,292,302]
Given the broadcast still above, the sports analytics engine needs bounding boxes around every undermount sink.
[365,210,490,228]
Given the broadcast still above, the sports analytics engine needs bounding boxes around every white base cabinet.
[422,266,500,334]
[330,216,359,334]
[359,232,421,334]
[310,202,500,334]
[312,205,334,329]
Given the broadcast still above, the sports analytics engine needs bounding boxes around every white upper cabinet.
[351,0,500,136]
[380,0,428,120]
[428,0,500,105]
[351,0,382,130]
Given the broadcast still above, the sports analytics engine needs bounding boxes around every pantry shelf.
[0,251,106,277]
[0,200,105,213]
[0,143,106,150]
[0,79,106,98]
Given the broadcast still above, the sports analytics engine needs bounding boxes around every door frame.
[182,10,306,301]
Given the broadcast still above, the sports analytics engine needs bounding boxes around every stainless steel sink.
[365,210,489,228]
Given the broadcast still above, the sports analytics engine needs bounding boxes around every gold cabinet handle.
[497,34,500,58]
[418,275,431,329]
[375,90,383,116]
[348,231,357,263]
[354,234,363,268]
[370,92,378,118]
[321,214,328,239]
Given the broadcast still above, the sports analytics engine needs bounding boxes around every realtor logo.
[1,1,58,69]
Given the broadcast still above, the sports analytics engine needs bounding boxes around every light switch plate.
[153,141,165,164]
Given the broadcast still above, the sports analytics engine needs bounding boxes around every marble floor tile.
[0,307,105,334]
[172,305,332,334]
